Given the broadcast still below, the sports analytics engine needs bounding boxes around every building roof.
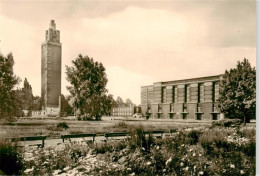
[141,74,223,88]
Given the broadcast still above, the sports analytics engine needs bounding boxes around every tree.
[125,98,135,107]
[103,94,116,116]
[32,96,42,111]
[66,54,108,120]
[60,94,74,116]
[219,58,256,124]
[14,78,34,116]
[22,78,33,110]
[0,53,21,119]
[116,96,125,107]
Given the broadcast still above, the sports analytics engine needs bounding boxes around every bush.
[57,122,69,130]
[46,125,63,131]
[211,118,242,128]
[92,143,114,154]
[23,142,91,175]
[128,126,154,152]
[187,130,202,145]
[113,121,128,129]
[242,140,255,157]
[199,128,228,156]
[0,140,24,175]
[238,127,256,140]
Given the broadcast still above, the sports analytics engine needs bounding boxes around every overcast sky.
[0,0,256,105]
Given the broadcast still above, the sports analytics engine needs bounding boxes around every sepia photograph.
[0,0,256,175]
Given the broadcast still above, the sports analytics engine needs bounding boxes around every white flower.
[130,172,135,176]
[64,166,70,171]
[185,166,189,171]
[166,157,172,165]
[53,170,62,175]
[163,169,166,172]
[141,147,145,151]
[156,146,160,150]
[180,162,184,167]
[199,154,202,157]
[240,170,245,174]
[127,168,132,171]
[193,153,196,157]
[146,161,151,166]
[181,144,185,147]
[199,171,204,175]
[230,164,235,168]
[189,148,193,152]
[24,167,34,173]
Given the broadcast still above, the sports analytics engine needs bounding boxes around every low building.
[140,75,224,120]
[111,106,142,117]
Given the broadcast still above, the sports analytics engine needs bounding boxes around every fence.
[6,129,178,147]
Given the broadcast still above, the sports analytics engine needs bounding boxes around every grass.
[0,116,254,138]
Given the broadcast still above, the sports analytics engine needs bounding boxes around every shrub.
[211,118,242,128]
[129,126,154,152]
[46,125,63,131]
[57,122,69,130]
[113,121,128,129]
[238,127,256,140]
[46,122,69,131]
[199,128,227,156]
[23,142,91,175]
[92,143,114,154]
[0,140,24,175]
[242,140,255,157]
[187,130,202,145]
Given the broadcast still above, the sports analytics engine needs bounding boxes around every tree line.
[0,52,135,120]
[0,52,256,123]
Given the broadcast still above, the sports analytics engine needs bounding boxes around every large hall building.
[140,75,224,120]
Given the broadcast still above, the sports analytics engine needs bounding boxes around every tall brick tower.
[41,20,62,114]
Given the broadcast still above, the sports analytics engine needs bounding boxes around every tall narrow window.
[199,83,204,102]
[198,83,201,103]
[187,85,190,102]
[212,82,215,102]
[162,87,166,103]
[172,86,175,103]
[184,85,190,103]
[214,82,219,101]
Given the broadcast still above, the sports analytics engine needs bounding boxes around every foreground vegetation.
[0,121,255,175]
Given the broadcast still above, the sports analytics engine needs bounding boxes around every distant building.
[140,75,224,120]
[111,106,141,117]
[41,20,62,116]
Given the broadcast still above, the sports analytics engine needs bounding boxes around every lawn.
[0,116,214,138]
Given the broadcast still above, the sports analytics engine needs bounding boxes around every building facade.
[140,75,224,120]
[41,20,62,114]
[111,106,141,117]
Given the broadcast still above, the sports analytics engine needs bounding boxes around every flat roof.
[141,74,223,88]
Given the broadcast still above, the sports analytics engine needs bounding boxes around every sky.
[0,0,256,105]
